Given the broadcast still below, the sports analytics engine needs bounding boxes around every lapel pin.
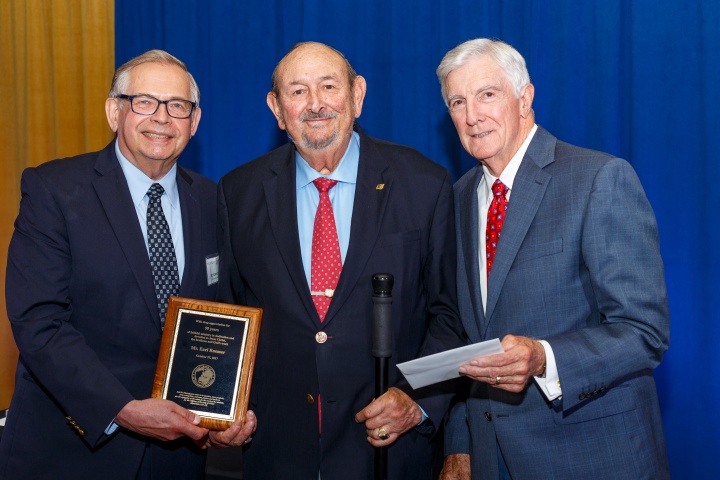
[376,184,385,190]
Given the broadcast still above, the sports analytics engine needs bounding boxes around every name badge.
[206,254,219,286]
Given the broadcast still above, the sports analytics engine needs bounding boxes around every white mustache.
[301,112,337,122]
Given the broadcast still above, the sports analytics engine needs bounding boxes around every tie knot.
[313,177,339,194]
[492,179,508,197]
[147,183,165,200]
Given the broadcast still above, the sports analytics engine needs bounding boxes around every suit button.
[484,412,492,421]
[315,332,328,343]
[306,394,315,405]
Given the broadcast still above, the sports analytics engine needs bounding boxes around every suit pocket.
[380,229,423,247]
[515,238,563,264]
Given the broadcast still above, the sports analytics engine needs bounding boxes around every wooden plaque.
[152,297,262,430]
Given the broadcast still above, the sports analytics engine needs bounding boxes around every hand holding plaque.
[152,297,262,430]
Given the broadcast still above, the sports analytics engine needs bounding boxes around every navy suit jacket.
[0,141,218,479]
[218,126,466,479]
[447,126,670,479]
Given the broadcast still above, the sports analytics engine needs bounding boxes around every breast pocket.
[380,229,423,247]
[514,238,563,264]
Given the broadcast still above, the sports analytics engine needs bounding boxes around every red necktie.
[486,179,509,278]
[311,178,342,322]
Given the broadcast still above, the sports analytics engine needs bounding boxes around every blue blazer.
[447,126,670,479]
[0,141,218,479]
[218,126,466,479]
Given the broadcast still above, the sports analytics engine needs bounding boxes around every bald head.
[270,42,358,96]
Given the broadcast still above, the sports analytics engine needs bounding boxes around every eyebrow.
[448,83,503,100]
[133,93,191,101]
[474,84,502,94]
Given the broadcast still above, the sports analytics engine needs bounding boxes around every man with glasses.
[0,49,254,479]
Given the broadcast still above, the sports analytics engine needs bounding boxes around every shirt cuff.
[534,340,562,401]
[417,404,429,425]
[105,419,119,436]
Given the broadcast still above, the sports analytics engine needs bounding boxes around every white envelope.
[397,339,504,389]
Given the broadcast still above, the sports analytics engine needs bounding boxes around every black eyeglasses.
[116,94,196,119]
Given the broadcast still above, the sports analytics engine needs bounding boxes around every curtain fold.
[0,0,114,408]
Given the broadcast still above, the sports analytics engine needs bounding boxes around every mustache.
[300,112,337,122]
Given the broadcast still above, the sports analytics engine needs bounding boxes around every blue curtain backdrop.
[116,0,719,476]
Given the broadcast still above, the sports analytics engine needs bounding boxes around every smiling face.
[445,54,534,176]
[267,43,366,171]
[105,62,201,180]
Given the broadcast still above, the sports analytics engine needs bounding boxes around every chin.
[468,143,499,160]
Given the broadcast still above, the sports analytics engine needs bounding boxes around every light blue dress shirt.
[115,141,185,283]
[104,142,187,436]
[296,132,359,286]
[295,132,429,427]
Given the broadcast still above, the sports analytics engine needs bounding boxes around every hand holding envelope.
[396,339,504,389]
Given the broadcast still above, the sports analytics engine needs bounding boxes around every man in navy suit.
[438,39,670,479]
[218,42,466,479]
[0,50,254,479]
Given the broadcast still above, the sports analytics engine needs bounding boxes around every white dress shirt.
[476,125,561,400]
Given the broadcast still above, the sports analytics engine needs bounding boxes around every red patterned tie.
[486,179,509,278]
[311,178,342,322]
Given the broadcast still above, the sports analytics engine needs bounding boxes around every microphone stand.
[372,273,393,480]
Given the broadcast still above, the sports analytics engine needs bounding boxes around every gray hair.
[437,39,530,106]
[270,41,358,97]
[109,49,200,106]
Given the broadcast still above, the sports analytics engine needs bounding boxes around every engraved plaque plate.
[152,297,262,430]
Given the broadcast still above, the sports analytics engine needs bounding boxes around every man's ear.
[190,107,202,137]
[352,75,367,119]
[105,97,120,132]
[266,92,286,130]
[519,83,535,119]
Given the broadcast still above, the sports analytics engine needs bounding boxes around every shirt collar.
[296,131,360,189]
[114,140,180,209]
[481,124,538,196]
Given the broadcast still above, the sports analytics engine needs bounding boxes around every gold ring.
[495,376,501,385]
[378,427,389,440]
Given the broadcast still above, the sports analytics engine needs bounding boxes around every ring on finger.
[378,427,389,440]
[495,376,501,385]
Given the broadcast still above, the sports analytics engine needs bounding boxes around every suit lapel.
[264,147,321,324]
[457,165,485,340]
[177,167,202,296]
[322,131,390,325]
[92,144,159,328]
[483,127,555,335]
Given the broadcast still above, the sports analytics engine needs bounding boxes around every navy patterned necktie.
[146,183,179,329]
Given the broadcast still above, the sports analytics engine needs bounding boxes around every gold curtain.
[0,0,114,408]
